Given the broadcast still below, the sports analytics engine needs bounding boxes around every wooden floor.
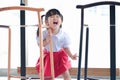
[17,67,120,76]
[1,77,120,80]
[0,77,77,80]
[17,67,120,80]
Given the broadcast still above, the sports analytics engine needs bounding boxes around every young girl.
[36,8,77,80]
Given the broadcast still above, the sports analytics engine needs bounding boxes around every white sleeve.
[36,36,39,46]
[63,33,71,48]
[36,30,47,46]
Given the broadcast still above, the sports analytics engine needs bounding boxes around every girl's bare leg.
[44,76,52,80]
[39,73,52,80]
[62,70,71,80]
[44,78,52,80]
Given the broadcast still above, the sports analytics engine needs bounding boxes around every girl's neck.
[51,28,60,35]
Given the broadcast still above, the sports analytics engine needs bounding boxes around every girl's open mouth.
[53,22,58,24]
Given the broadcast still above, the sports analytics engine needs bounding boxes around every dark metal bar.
[77,8,84,80]
[84,27,89,80]
[76,1,118,80]
[87,78,98,80]
[0,25,9,28]
[76,1,120,9]
[110,5,116,80]
[20,0,26,80]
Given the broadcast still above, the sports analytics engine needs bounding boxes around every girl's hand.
[71,53,77,60]
[48,28,52,36]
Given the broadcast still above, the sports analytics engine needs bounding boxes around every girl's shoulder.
[57,29,69,38]
[61,29,69,36]
[59,29,67,34]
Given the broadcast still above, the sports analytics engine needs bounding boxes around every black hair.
[41,15,45,24]
[37,15,45,37]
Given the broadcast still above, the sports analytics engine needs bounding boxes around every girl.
[36,8,77,80]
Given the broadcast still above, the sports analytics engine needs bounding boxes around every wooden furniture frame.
[0,6,44,80]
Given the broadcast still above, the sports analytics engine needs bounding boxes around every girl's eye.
[56,15,60,18]
[50,15,60,18]
[50,16,54,18]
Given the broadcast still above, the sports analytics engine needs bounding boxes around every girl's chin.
[52,26,58,29]
[52,25,58,28]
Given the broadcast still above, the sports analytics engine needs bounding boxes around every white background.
[0,0,120,69]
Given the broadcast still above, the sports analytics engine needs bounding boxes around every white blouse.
[36,29,71,52]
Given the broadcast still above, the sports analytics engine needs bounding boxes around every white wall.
[0,0,120,69]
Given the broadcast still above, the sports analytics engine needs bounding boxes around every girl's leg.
[44,76,52,80]
[39,73,52,80]
[44,78,52,80]
[62,70,71,80]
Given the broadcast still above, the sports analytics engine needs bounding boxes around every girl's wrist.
[69,54,73,59]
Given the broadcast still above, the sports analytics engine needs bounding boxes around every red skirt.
[35,49,71,77]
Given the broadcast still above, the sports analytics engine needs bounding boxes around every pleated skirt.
[35,49,71,77]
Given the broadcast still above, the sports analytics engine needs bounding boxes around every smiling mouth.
[53,22,58,24]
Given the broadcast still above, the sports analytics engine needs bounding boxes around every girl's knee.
[62,70,71,80]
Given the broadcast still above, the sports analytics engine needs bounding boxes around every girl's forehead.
[49,14,60,16]
[46,10,61,16]
[48,12,61,16]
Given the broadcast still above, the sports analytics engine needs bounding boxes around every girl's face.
[45,14,62,30]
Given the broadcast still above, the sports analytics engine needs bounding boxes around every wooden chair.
[0,6,45,80]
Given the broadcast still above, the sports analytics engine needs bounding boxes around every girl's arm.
[63,48,77,60]
[43,35,50,47]
[43,29,52,47]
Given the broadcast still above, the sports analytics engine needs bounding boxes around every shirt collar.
[54,28,62,38]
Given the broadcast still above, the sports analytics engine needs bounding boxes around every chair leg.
[37,11,44,80]
[49,29,55,80]
[8,28,11,80]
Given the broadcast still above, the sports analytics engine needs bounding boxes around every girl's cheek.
[48,18,53,21]
[48,19,52,24]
